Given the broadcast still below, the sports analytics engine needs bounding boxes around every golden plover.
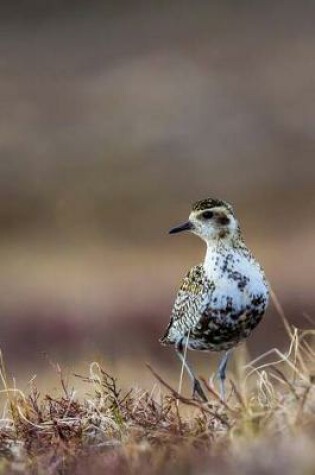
[160,198,269,401]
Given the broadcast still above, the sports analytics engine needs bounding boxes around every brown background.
[1,0,315,387]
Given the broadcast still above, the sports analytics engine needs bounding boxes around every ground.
[0,321,314,475]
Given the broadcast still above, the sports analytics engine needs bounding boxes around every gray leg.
[217,351,231,401]
[176,339,208,402]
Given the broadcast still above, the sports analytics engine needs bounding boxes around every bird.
[160,198,269,402]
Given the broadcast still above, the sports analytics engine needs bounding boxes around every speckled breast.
[188,293,268,351]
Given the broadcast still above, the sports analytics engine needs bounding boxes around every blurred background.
[1,0,315,390]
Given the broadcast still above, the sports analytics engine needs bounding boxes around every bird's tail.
[159,330,173,346]
[159,335,168,346]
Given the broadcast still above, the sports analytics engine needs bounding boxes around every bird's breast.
[203,249,269,313]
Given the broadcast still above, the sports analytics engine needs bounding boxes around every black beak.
[169,221,194,234]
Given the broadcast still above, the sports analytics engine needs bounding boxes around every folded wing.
[160,264,215,345]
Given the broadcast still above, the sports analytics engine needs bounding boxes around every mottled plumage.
[161,250,268,351]
[192,198,234,214]
[160,198,269,401]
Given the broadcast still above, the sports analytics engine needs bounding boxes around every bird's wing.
[160,264,215,345]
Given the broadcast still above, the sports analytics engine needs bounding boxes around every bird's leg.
[216,351,231,401]
[175,339,208,402]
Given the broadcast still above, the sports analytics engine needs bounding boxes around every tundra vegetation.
[0,309,314,475]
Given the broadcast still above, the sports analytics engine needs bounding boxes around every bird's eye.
[201,211,213,220]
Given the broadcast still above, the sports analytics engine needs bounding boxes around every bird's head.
[169,198,240,244]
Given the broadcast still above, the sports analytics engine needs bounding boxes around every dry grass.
[0,316,314,474]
